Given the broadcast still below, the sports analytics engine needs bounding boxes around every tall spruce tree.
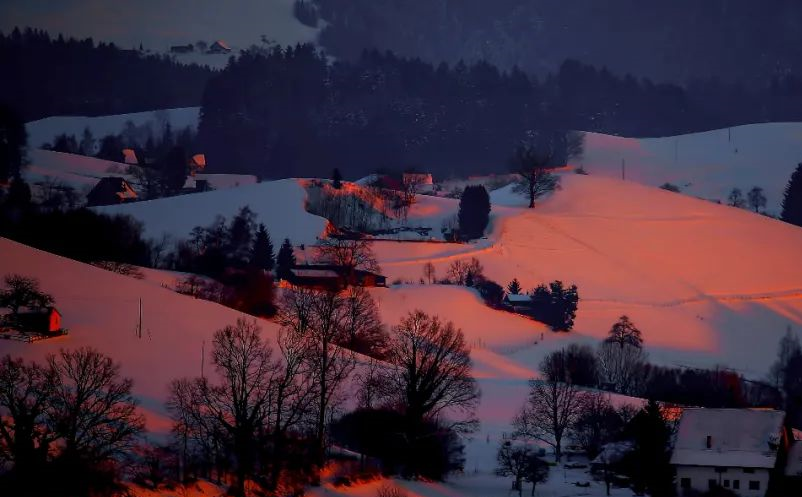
[250,223,275,270]
[458,185,491,239]
[276,238,296,280]
[781,163,802,227]
[0,105,28,181]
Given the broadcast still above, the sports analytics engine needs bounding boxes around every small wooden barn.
[14,307,62,334]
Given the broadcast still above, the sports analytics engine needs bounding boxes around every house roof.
[670,408,785,469]
[122,148,139,165]
[505,294,532,303]
[89,177,138,201]
[291,268,340,279]
[191,154,206,167]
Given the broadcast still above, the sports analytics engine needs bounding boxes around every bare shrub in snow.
[376,481,407,497]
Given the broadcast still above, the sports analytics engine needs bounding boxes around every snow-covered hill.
[581,122,802,213]
[25,107,201,149]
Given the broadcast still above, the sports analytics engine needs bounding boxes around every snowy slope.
[25,107,201,149]
[580,122,802,213]
[374,173,802,377]
[22,149,258,200]
[94,179,329,246]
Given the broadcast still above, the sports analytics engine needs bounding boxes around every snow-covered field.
[25,107,201,149]
[580,122,802,213]
[95,179,330,246]
[22,149,258,201]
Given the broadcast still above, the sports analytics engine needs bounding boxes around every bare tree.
[510,131,582,208]
[446,257,484,285]
[341,286,388,359]
[167,319,278,496]
[48,347,144,464]
[597,341,648,395]
[315,238,380,274]
[277,286,356,467]
[728,188,746,208]
[572,391,621,458]
[513,377,584,462]
[0,356,56,476]
[496,440,549,497]
[748,186,767,213]
[382,311,479,475]
[423,262,436,284]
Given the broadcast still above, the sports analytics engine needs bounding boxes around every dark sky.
[0,0,316,53]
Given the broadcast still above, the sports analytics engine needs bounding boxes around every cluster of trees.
[0,27,212,121]
[510,370,673,496]
[168,304,477,495]
[503,278,579,332]
[538,316,785,413]
[200,44,725,182]
[173,206,276,316]
[0,188,154,267]
[0,349,143,496]
[727,186,767,213]
[331,310,479,480]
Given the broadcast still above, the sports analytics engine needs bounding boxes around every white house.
[671,408,786,497]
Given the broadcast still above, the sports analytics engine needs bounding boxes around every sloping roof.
[122,148,139,165]
[291,268,340,279]
[87,177,138,204]
[670,408,785,469]
[191,154,206,167]
[505,294,532,303]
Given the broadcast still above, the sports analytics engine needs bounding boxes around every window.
[706,435,713,449]
[749,481,760,491]
[723,480,730,488]
[744,468,755,474]
[680,478,691,489]
[708,479,717,490]
[733,480,740,490]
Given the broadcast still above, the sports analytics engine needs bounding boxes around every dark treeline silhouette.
[308,0,802,88]
[199,44,802,181]
[0,27,213,121]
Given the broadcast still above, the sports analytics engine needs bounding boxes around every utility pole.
[621,159,626,180]
[201,340,205,378]
[136,298,142,339]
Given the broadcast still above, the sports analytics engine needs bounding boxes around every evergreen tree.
[276,238,296,280]
[227,206,257,267]
[0,105,27,181]
[161,146,188,194]
[781,163,802,227]
[623,400,672,496]
[507,278,522,295]
[79,127,95,156]
[250,223,275,270]
[332,168,343,189]
[458,185,491,239]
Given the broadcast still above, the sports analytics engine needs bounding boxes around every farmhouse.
[403,172,434,193]
[288,264,387,290]
[208,40,232,54]
[503,293,532,313]
[671,408,787,497]
[86,177,138,206]
[11,306,62,334]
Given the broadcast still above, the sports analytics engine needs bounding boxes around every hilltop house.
[208,40,232,54]
[87,177,138,206]
[671,408,787,497]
